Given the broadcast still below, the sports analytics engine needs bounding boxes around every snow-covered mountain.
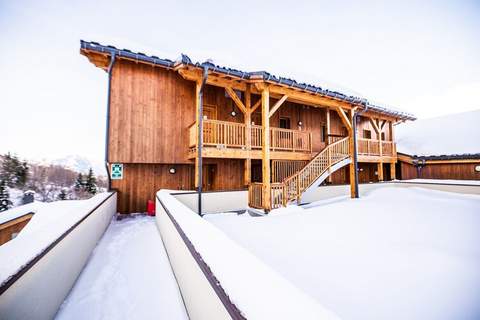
[33,155,106,176]
[50,155,106,176]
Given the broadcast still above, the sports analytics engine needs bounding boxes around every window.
[279,117,291,129]
[321,125,327,142]
[363,129,372,139]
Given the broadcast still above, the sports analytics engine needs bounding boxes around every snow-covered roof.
[0,203,36,225]
[396,109,480,157]
[80,40,415,121]
[0,193,112,288]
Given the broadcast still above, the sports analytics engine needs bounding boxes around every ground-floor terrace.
[2,181,479,320]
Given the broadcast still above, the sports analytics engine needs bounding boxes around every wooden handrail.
[189,119,312,153]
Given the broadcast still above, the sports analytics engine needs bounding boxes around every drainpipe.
[197,65,209,216]
[105,52,116,191]
[352,102,369,198]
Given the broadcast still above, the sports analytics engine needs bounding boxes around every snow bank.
[206,186,480,320]
[396,109,480,156]
[0,193,112,287]
[56,215,188,320]
[156,190,340,320]
[0,202,37,225]
[401,178,480,186]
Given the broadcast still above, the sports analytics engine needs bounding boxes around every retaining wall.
[0,193,117,320]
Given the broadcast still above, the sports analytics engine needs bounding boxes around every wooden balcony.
[357,138,396,162]
[188,119,313,160]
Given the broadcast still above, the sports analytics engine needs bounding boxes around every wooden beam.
[326,108,332,182]
[380,119,387,130]
[244,85,252,186]
[377,162,384,182]
[261,86,271,211]
[348,109,356,198]
[390,162,396,180]
[369,118,380,134]
[225,87,247,114]
[269,95,288,118]
[336,107,352,131]
[251,99,262,113]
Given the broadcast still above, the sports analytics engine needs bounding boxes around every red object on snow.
[147,200,156,216]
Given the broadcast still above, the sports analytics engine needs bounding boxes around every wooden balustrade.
[357,138,396,157]
[279,137,350,207]
[189,119,312,153]
[248,183,263,208]
[272,160,308,183]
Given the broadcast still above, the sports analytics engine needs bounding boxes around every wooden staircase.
[249,137,350,209]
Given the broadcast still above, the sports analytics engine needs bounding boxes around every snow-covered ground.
[0,193,111,287]
[205,186,480,320]
[396,109,480,156]
[56,215,188,320]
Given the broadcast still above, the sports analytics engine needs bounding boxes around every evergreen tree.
[85,168,97,195]
[0,180,12,212]
[15,161,29,189]
[74,173,84,191]
[0,153,29,188]
[58,187,68,200]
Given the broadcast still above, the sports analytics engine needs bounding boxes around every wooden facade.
[397,154,480,181]
[81,41,414,213]
[0,213,33,245]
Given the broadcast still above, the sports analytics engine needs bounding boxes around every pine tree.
[15,161,29,189]
[85,168,97,195]
[74,173,84,191]
[58,187,68,200]
[0,180,12,212]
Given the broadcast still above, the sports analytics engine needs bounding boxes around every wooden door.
[202,164,215,191]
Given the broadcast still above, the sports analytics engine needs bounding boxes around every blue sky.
[1,0,479,163]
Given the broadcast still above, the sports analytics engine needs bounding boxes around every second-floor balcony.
[188,119,313,160]
[188,119,397,161]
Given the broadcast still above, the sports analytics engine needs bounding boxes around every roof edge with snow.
[80,40,416,121]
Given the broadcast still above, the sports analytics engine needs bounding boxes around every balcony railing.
[357,138,396,157]
[189,119,312,153]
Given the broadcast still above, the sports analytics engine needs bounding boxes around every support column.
[194,81,201,188]
[390,162,396,180]
[261,86,271,211]
[326,108,332,183]
[244,85,252,186]
[349,109,356,198]
[378,121,384,182]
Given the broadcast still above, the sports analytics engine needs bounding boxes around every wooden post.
[261,86,271,211]
[326,108,332,183]
[194,81,201,188]
[377,119,384,181]
[348,109,356,198]
[244,85,252,186]
[390,161,396,180]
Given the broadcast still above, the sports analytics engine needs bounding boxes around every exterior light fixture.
[231,110,237,117]
[475,165,480,172]
[297,121,303,127]
[169,167,176,174]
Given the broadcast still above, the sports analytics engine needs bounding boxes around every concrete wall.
[0,193,117,320]
[172,190,248,214]
[155,196,233,320]
[301,181,480,203]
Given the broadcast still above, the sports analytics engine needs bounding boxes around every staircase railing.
[248,137,350,210]
[280,137,350,207]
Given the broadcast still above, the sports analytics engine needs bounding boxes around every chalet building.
[80,40,415,213]
[396,110,480,180]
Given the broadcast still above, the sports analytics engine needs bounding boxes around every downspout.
[197,65,209,216]
[105,52,116,191]
[352,102,369,198]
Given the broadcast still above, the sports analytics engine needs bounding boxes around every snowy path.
[205,186,480,320]
[55,215,188,320]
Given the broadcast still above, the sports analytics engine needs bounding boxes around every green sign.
[111,163,123,180]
